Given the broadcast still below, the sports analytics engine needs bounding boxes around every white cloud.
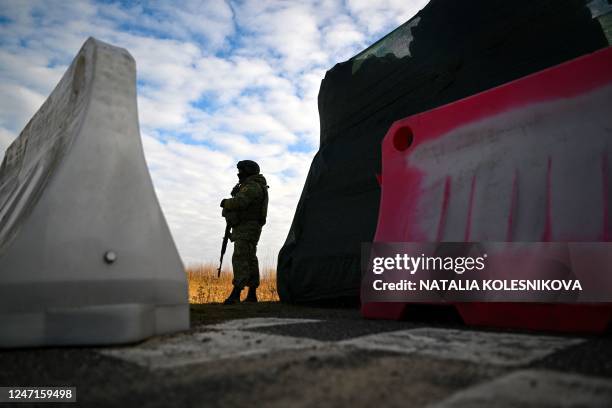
[0,128,16,161]
[0,0,427,264]
[0,49,64,94]
[322,18,367,60]
[0,83,45,132]
[234,2,326,74]
[346,0,430,35]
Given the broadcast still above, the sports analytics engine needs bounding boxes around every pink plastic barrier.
[362,47,612,333]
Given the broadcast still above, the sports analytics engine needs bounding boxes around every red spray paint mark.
[602,153,609,241]
[506,170,519,242]
[436,176,451,241]
[542,157,553,241]
[464,173,477,241]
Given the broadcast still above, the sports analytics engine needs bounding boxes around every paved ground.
[1,302,611,407]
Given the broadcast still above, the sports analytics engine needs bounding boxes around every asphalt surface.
[1,302,611,407]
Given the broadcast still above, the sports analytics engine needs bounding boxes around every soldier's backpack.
[260,184,269,226]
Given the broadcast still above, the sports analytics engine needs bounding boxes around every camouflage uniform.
[222,173,268,289]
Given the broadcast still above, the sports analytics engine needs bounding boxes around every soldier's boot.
[223,286,242,305]
[244,287,258,303]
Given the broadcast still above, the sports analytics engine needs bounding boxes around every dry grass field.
[186,262,279,303]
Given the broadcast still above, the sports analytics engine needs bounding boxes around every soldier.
[220,160,269,304]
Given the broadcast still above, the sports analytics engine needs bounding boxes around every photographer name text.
[373,279,582,291]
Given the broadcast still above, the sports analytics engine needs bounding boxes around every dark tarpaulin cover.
[277,0,609,303]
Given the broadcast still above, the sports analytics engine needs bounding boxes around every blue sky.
[0,0,428,265]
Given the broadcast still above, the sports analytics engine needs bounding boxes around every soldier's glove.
[220,199,227,208]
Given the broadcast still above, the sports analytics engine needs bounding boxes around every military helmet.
[237,160,260,176]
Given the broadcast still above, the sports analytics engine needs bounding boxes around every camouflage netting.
[277,0,610,303]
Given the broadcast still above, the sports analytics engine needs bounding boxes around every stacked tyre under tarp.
[277,0,610,303]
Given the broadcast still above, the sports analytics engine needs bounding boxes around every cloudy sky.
[0,0,428,266]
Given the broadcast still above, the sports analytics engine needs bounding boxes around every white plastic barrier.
[0,38,189,347]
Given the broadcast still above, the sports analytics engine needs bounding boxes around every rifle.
[217,222,231,277]
[217,183,239,277]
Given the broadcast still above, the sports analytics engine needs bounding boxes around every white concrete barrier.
[0,38,189,347]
